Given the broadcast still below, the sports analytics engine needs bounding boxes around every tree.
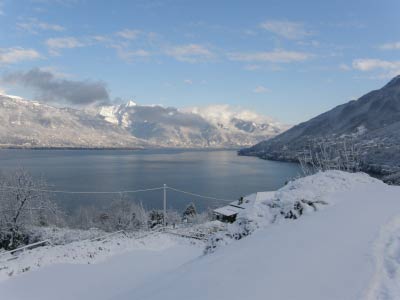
[298,138,362,176]
[0,169,60,250]
[182,203,197,223]
[148,210,164,229]
[104,195,148,231]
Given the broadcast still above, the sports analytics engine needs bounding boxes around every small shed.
[213,205,243,223]
[213,193,258,223]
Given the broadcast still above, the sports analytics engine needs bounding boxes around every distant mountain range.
[0,94,288,149]
[239,75,400,183]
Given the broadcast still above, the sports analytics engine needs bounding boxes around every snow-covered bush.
[69,197,149,232]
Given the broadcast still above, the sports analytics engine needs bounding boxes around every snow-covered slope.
[0,94,147,148]
[2,171,400,300]
[98,102,287,148]
[119,171,400,300]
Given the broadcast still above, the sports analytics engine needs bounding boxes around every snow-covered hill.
[2,171,400,300]
[0,93,287,148]
[98,102,287,148]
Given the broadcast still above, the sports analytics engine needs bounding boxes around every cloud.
[0,47,41,64]
[45,37,84,55]
[116,29,141,40]
[165,44,214,63]
[244,64,262,71]
[2,68,110,106]
[352,59,400,71]
[111,45,150,62]
[339,63,351,71]
[17,18,65,33]
[183,79,193,85]
[260,20,312,40]
[379,42,400,50]
[187,104,275,125]
[228,49,311,63]
[253,86,269,93]
[352,58,400,78]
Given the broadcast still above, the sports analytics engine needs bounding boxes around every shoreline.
[0,146,242,151]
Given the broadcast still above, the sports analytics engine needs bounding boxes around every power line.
[0,185,237,203]
[0,186,164,194]
[166,186,234,203]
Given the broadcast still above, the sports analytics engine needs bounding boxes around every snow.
[2,171,400,300]
[214,205,242,216]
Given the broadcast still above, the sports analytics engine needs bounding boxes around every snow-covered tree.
[0,169,60,250]
[182,203,197,223]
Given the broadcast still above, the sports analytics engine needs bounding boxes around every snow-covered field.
[1,171,400,300]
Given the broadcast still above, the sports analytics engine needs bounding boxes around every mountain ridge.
[0,94,287,149]
[239,76,400,182]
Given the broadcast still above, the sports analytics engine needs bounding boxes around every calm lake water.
[0,149,301,213]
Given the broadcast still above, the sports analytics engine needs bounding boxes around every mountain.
[0,94,287,149]
[97,102,287,148]
[239,76,400,181]
[0,94,146,148]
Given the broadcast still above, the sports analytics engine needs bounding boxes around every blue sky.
[1,0,400,124]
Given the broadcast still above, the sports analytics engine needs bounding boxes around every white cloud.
[116,29,141,40]
[0,47,41,64]
[111,44,150,62]
[45,37,84,55]
[352,58,400,79]
[165,44,214,63]
[253,85,269,93]
[183,79,193,85]
[352,59,400,71]
[228,49,311,63]
[17,19,65,33]
[260,20,312,40]
[379,42,400,50]
[187,104,275,125]
[339,63,351,71]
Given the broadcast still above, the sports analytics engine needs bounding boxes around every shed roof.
[213,205,242,217]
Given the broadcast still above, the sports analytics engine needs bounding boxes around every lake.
[0,149,301,213]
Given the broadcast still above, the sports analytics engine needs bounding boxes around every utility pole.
[163,184,167,227]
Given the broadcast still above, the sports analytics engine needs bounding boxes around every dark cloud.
[2,68,110,106]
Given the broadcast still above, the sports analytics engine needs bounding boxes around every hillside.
[1,171,400,299]
[239,76,400,181]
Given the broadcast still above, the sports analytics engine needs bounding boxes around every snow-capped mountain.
[0,93,287,148]
[0,94,146,148]
[98,102,288,148]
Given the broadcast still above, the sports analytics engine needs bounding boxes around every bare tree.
[0,169,60,250]
[298,138,362,176]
